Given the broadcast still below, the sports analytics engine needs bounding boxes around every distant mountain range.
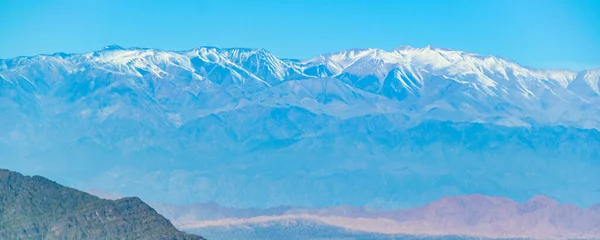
[2,45,599,127]
[0,169,204,240]
[152,194,600,240]
[1,45,599,209]
[5,166,596,240]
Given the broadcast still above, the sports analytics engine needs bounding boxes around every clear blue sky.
[0,0,598,70]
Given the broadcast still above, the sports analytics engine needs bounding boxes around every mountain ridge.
[0,168,204,240]
[152,193,600,240]
[2,44,598,129]
[2,45,600,209]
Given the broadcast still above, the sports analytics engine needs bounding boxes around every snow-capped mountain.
[1,45,600,209]
[1,45,597,128]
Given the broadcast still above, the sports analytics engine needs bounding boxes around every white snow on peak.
[101,44,125,51]
[88,48,194,78]
[571,69,600,94]
[1,45,598,128]
[221,48,291,81]
[582,69,600,84]
[303,46,579,89]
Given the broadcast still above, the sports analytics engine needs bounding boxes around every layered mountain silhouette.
[0,169,204,240]
[154,194,600,240]
[1,45,599,209]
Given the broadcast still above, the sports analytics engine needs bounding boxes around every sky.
[0,0,599,70]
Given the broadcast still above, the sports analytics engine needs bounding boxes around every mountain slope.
[1,45,599,128]
[1,45,600,209]
[0,169,204,240]
[155,195,600,240]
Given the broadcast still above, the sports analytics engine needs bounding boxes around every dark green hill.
[0,169,205,240]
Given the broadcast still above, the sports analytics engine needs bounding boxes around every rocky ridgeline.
[0,169,205,240]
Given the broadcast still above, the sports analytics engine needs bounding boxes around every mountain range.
[1,45,599,209]
[5,166,596,240]
[3,45,600,127]
[152,194,600,240]
[0,168,204,240]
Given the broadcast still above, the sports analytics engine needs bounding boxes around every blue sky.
[0,0,598,70]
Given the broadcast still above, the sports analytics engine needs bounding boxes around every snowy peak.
[1,45,599,128]
[567,68,600,98]
[85,47,193,79]
[101,44,126,51]
[220,47,300,83]
[579,69,600,92]
[304,46,572,89]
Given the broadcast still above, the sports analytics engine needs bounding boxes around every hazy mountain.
[190,219,519,240]
[154,194,600,240]
[1,45,600,209]
[0,169,204,240]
